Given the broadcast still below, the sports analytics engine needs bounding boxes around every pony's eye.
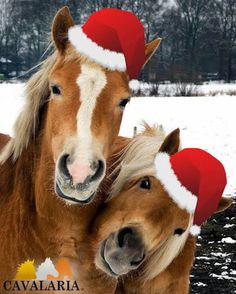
[174,228,185,236]
[119,98,130,110]
[51,85,61,95]
[139,178,151,190]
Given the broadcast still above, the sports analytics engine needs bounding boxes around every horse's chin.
[55,181,97,205]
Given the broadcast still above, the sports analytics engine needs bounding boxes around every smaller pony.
[91,126,233,294]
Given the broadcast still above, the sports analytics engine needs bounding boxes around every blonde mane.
[0,45,103,165]
[111,124,192,281]
[111,124,166,198]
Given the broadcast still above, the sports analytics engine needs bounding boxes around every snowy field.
[1,82,235,197]
[135,80,236,97]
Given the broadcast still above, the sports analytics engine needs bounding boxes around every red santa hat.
[154,148,227,236]
[68,8,145,79]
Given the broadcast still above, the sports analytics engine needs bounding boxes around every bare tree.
[0,0,235,82]
[213,0,236,82]
[175,0,210,79]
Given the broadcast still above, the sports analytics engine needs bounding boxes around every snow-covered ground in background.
[133,80,236,96]
[0,83,25,135]
[0,83,235,197]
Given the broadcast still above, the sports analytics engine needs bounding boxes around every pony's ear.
[215,197,233,213]
[158,128,180,155]
[52,6,75,53]
[144,38,161,67]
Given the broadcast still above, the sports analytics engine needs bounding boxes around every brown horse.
[90,126,233,294]
[0,6,159,290]
[0,134,10,151]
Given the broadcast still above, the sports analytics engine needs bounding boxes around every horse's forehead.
[75,62,129,88]
[50,59,81,82]
[52,56,129,88]
[76,63,107,91]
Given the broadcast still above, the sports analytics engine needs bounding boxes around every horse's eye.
[139,178,151,190]
[174,228,185,236]
[51,85,61,95]
[119,98,130,109]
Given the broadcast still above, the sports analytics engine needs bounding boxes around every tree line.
[0,0,235,83]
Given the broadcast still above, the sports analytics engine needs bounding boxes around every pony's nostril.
[90,160,105,182]
[59,154,71,179]
[66,155,72,165]
[130,253,145,267]
[91,160,99,171]
[117,227,133,248]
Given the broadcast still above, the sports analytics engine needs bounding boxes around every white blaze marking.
[76,63,107,162]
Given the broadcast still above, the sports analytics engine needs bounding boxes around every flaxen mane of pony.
[0,6,160,294]
[92,125,233,294]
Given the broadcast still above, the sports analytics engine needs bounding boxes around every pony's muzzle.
[55,154,105,204]
[98,227,145,277]
[58,154,105,186]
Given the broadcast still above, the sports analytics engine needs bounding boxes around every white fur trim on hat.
[68,26,126,72]
[190,225,201,236]
[129,79,140,92]
[154,153,197,214]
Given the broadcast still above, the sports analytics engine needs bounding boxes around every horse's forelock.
[110,125,166,198]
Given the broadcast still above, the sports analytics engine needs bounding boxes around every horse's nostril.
[117,227,133,248]
[91,160,99,171]
[130,254,145,267]
[58,154,71,179]
[90,160,105,182]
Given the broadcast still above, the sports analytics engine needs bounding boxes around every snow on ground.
[221,237,236,244]
[224,224,235,228]
[210,273,236,281]
[199,81,236,95]
[0,83,235,198]
[0,83,25,136]
[134,80,236,96]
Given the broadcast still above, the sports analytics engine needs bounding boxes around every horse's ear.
[144,38,161,67]
[52,6,75,53]
[158,128,180,155]
[215,197,233,213]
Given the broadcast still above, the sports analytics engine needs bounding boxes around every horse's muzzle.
[96,227,146,277]
[55,154,105,204]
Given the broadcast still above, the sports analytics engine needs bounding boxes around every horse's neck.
[0,139,45,278]
[0,133,11,151]
[119,236,196,294]
[0,134,13,197]
[0,138,36,204]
